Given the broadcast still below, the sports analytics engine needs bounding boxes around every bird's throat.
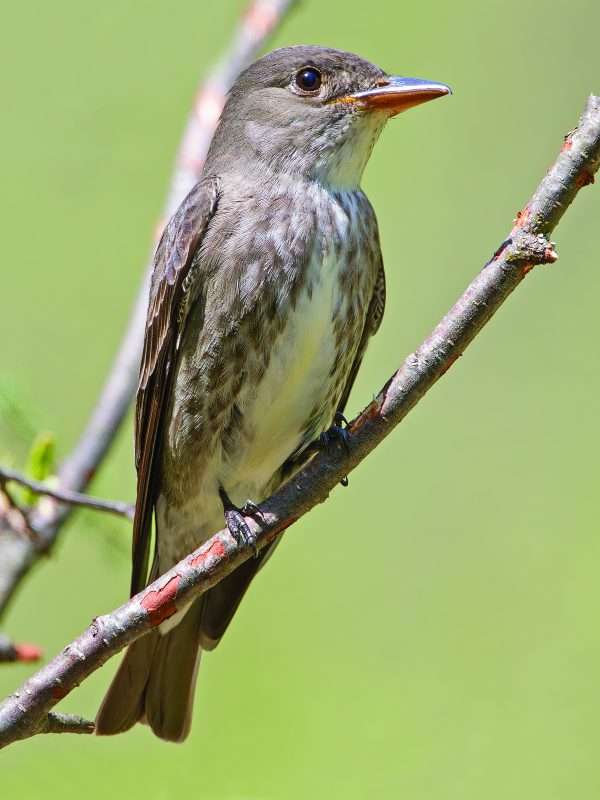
[314,112,387,190]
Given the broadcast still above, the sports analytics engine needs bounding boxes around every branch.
[0,0,299,619]
[0,95,598,750]
[37,712,94,736]
[0,481,37,541]
[0,467,133,521]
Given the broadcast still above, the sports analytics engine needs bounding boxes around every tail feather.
[199,539,280,649]
[145,601,203,742]
[96,599,203,742]
[95,630,159,736]
[96,544,279,740]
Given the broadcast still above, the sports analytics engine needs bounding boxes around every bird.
[96,45,450,742]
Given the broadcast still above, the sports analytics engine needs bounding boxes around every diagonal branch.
[0,0,299,619]
[0,94,598,749]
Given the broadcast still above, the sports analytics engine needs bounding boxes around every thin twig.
[37,713,94,736]
[0,481,37,540]
[1,94,598,750]
[0,0,299,618]
[0,467,133,521]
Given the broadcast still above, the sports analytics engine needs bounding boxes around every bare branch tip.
[0,635,43,664]
[13,643,44,663]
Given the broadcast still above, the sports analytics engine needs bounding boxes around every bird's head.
[206,45,451,190]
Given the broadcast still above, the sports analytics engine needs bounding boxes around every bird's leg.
[328,413,351,487]
[303,412,351,487]
[219,486,259,554]
[320,412,351,453]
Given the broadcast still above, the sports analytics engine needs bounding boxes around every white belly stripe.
[223,245,345,497]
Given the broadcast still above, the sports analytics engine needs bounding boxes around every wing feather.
[336,258,386,417]
[130,177,220,595]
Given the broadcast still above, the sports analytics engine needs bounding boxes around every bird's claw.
[241,499,265,523]
[224,508,258,555]
[220,487,260,555]
[320,415,351,454]
[319,413,351,487]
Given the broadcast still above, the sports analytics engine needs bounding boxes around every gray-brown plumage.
[96,45,450,741]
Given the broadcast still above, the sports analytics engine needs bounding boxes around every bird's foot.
[224,508,258,554]
[219,488,259,555]
[241,500,265,523]
[310,413,351,487]
[319,412,351,454]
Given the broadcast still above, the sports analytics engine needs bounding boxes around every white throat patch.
[317,112,387,190]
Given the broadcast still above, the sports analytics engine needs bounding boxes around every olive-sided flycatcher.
[96,45,450,741]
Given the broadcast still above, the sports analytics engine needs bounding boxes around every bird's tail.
[95,598,203,742]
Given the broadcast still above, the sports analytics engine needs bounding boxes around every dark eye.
[295,67,322,93]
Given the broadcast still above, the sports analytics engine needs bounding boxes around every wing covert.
[336,258,386,418]
[131,177,220,594]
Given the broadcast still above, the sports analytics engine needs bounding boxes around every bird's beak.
[345,76,452,117]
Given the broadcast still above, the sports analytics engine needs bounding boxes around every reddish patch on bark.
[52,684,68,700]
[141,575,180,626]
[189,538,227,569]
[14,642,43,662]
[544,247,559,263]
[576,170,595,188]
[244,3,277,35]
[522,263,535,276]
[514,207,530,227]
[561,138,573,152]
[349,397,381,433]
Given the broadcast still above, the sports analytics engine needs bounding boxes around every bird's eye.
[295,67,322,93]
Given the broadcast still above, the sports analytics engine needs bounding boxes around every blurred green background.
[2,0,600,796]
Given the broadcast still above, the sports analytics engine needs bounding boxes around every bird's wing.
[131,177,220,595]
[336,257,386,418]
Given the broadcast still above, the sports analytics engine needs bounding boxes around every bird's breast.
[223,198,370,499]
